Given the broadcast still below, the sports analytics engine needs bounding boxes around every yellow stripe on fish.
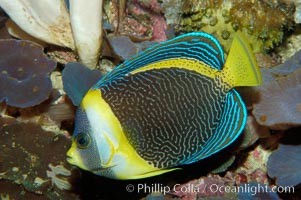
[131,32,261,88]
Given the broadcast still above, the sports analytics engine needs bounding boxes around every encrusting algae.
[178,0,295,53]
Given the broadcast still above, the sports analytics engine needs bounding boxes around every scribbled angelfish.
[65,32,262,179]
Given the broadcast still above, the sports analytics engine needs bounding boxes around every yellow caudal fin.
[221,31,262,87]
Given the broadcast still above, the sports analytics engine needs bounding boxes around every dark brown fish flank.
[100,68,229,168]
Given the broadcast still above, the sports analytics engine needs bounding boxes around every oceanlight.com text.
[125,183,295,196]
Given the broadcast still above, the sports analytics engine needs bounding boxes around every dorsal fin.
[183,89,247,164]
[93,32,225,88]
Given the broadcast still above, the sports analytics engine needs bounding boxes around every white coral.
[0,0,74,48]
[70,0,103,67]
[0,0,103,68]
[285,0,301,23]
[295,0,301,23]
[46,163,72,190]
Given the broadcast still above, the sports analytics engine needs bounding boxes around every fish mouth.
[66,156,106,174]
[66,155,75,165]
[66,149,77,165]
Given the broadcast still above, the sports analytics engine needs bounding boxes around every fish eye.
[75,132,91,149]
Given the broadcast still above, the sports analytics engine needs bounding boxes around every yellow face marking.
[67,141,87,169]
[81,89,122,142]
[81,89,122,168]
[130,58,219,79]
[101,133,116,168]
[79,89,178,179]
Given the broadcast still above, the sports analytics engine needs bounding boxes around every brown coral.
[0,122,79,198]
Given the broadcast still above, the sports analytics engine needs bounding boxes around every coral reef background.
[178,0,295,53]
[0,0,301,199]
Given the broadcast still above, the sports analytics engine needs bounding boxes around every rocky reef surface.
[0,1,301,199]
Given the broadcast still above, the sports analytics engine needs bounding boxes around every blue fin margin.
[93,32,225,89]
[182,89,247,164]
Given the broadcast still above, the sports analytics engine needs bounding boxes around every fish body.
[66,32,262,179]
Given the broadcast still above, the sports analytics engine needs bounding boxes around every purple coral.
[108,36,158,61]
[109,36,139,60]
[252,68,301,130]
[0,39,56,108]
[267,144,301,187]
